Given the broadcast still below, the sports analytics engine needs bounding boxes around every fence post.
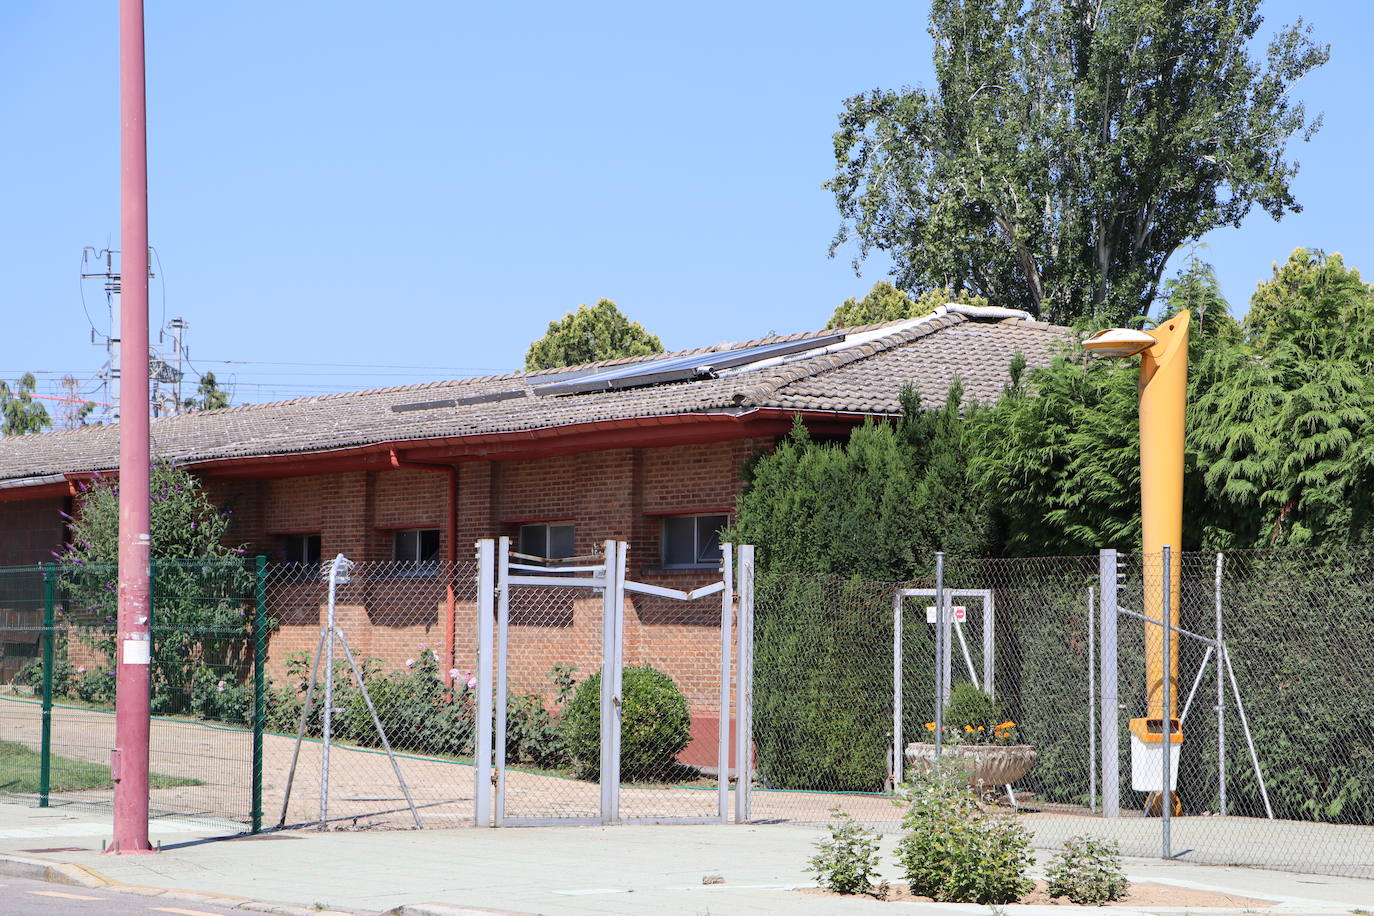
[39,562,56,808]
[1161,545,1173,858]
[716,544,733,823]
[734,545,753,824]
[251,556,267,834]
[1088,586,1096,814]
[1215,552,1226,816]
[933,551,945,759]
[1099,549,1120,818]
[475,539,495,827]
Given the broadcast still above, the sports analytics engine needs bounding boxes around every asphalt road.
[0,876,251,916]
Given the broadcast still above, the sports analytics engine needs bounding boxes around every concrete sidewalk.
[1,799,1372,915]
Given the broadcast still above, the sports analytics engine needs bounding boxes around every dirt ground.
[799,879,1278,907]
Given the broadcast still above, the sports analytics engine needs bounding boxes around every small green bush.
[944,682,1001,733]
[564,665,691,781]
[808,808,883,894]
[1045,836,1129,905]
[893,764,1034,904]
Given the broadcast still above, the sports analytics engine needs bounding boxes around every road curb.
[382,905,539,916]
[0,852,361,915]
[0,853,110,888]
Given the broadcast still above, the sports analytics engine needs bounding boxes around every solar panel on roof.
[533,333,845,396]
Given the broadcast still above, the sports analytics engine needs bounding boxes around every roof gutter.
[389,449,459,687]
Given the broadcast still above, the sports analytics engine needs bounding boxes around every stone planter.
[904,742,1037,789]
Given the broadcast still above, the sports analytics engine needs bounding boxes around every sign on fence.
[925,605,966,624]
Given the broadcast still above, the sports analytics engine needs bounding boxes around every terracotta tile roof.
[0,313,1072,485]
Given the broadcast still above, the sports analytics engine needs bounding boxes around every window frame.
[516,522,576,567]
[659,513,728,569]
[391,528,441,576]
[282,533,322,567]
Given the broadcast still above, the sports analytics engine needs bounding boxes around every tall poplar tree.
[827,0,1328,325]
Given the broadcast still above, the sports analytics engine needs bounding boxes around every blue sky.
[2,1,1370,410]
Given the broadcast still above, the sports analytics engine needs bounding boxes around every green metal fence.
[0,558,268,833]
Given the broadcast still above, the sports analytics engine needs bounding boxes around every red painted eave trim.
[1,408,881,491]
[0,481,72,503]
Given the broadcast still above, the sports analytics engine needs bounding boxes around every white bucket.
[1130,732,1180,792]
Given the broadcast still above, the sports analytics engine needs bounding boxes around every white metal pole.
[475,539,495,826]
[892,592,903,789]
[717,544,734,822]
[934,552,945,758]
[320,554,342,829]
[1223,646,1274,819]
[1088,586,1097,813]
[598,540,617,823]
[1100,549,1120,818]
[1161,546,1173,858]
[734,545,754,823]
[611,541,627,821]
[982,592,995,699]
[1215,552,1226,816]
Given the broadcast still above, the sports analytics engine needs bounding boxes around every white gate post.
[1100,548,1120,818]
[734,545,754,823]
[474,539,494,826]
[717,544,734,822]
[496,537,514,824]
[611,541,627,821]
[598,540,619,824]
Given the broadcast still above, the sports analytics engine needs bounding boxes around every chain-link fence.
[1,558,263,833]
[6,545,1371,878]
[267,559,480,829]
[745,548,1374,879]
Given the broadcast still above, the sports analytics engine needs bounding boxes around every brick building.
[0,308,1070,757]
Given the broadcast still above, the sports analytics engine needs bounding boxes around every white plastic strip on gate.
[623,580,726,601]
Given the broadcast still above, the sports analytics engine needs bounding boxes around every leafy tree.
[900,380,995,559]
[732,396,995,792]
[827,0,1328,325]
[1193,249,1374,545]
[184,371,230,412]
[1,373,51,436]
[826,281,989,329]
[60,462,252,713]
[970,258,1243,554]
[524,299,664,370]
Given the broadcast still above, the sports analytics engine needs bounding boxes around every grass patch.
[0,740,201,793]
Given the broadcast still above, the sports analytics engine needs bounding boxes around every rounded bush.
[944,682,1002,734]
[564,665,691,781]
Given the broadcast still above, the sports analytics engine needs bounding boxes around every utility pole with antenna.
[81,248,195,420]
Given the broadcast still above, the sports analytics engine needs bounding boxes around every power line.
[193,358,496,371]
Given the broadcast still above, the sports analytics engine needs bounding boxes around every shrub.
[504,664,576,769]
[808,808,883,894]
[893,764,1034,904]
[1045,836,1129,905]
[564,665,691,781]
[189,666,252,724]
[944,682,1000,733]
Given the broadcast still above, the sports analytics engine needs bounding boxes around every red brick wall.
[0,434,775,762]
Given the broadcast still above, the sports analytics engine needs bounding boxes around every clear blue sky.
[3,1,1370,410]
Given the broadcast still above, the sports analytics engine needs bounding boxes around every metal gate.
[474,538,753,827]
